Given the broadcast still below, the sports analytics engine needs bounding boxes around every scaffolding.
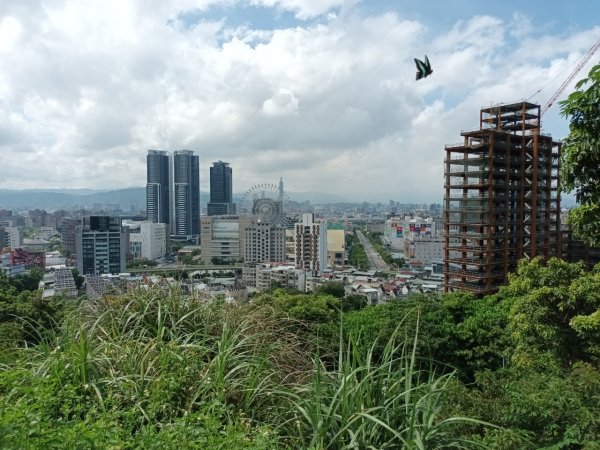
[443,102,561,296]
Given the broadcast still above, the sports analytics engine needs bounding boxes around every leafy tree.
[0,273,66,352]
[499,257,600,369]
[8,268,43,292]
[315,281,345,298]
[71,268,85,290]
[341,294,367,312]
[347,233,369,270]
[560,63,600,246]
[126,258,157,269]
[180,254,195,265]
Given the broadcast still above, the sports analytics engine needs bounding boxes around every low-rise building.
[42,268,78,299]
[327,228,346,267]
[404,236,444,264]
[200,216,241,264]
[243,262,300,291]
[125,221,168,261]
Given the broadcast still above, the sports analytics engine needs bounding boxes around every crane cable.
[541,36,600,116]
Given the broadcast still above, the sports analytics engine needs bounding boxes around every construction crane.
[541,36,600,116]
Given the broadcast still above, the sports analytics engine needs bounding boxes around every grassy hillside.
[1,257,600,448]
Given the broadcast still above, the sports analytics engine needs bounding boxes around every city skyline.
[0,1,599,202]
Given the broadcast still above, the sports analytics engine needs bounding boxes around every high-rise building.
[77,216,126,275]
[239,216,286,264]
[146,150,170,225]
[207,161,236,216]
[295,213,328,276]
[3,225,22,250]
[171,150,200,239]
[59,217,80,260]
[443,101,561,296]
[146,149,200,241]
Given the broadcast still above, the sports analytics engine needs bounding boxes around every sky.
[0,0,599,203]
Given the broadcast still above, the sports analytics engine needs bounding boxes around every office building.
[146,149,200,241]
[146,150,171,225]
[207,161,236,216]
[77,216,126,275]
[171,150,200,239]
[443,102,561,296]
[404,236,445,264]
[200,216,241,264]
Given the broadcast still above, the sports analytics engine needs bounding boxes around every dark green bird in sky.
[414,55,433,80]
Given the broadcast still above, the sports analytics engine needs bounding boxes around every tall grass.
[278,314,490,449]
[0,286,492,448]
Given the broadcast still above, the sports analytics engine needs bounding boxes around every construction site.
[443,37,600,296]
[443,102,561,296]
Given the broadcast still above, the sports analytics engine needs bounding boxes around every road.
[356,231,390,272]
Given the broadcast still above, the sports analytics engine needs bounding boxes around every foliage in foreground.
[2,257,600,448]
[560,63,600,247]
[0,286,481,448]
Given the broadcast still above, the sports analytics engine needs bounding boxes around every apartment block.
[295,213,328,276]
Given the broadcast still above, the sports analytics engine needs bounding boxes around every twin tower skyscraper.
[146,150,200,240]
[146,150,236,241]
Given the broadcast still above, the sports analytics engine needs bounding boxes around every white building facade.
[239,216,286,264]
[126,222,168,261]
[383,216,437,251]
[4,226,22,250]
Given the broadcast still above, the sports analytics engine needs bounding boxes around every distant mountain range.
[0,188,349,211]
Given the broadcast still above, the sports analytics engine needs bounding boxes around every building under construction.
[443,101,561,296]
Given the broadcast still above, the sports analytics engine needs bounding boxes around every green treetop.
[560,63,600,247]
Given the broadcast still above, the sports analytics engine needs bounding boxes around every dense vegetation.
[126,258,158,269]
[1,257,600,448]
[346,232,369,270]
[560,63,600,247]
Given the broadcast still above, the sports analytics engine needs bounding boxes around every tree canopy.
[560,63,600,246]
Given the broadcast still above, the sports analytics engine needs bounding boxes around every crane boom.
[541,36,600,116]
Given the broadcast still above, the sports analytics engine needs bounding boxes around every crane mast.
[541,37,600,116]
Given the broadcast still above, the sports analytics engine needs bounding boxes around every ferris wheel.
[239,182,290,227]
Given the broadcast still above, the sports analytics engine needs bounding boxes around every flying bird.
[414,55,433,80]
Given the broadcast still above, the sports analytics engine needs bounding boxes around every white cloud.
[248,0,354,19]
[509,11,533,39]
[0,1,596,202]
[262,89,299,116]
